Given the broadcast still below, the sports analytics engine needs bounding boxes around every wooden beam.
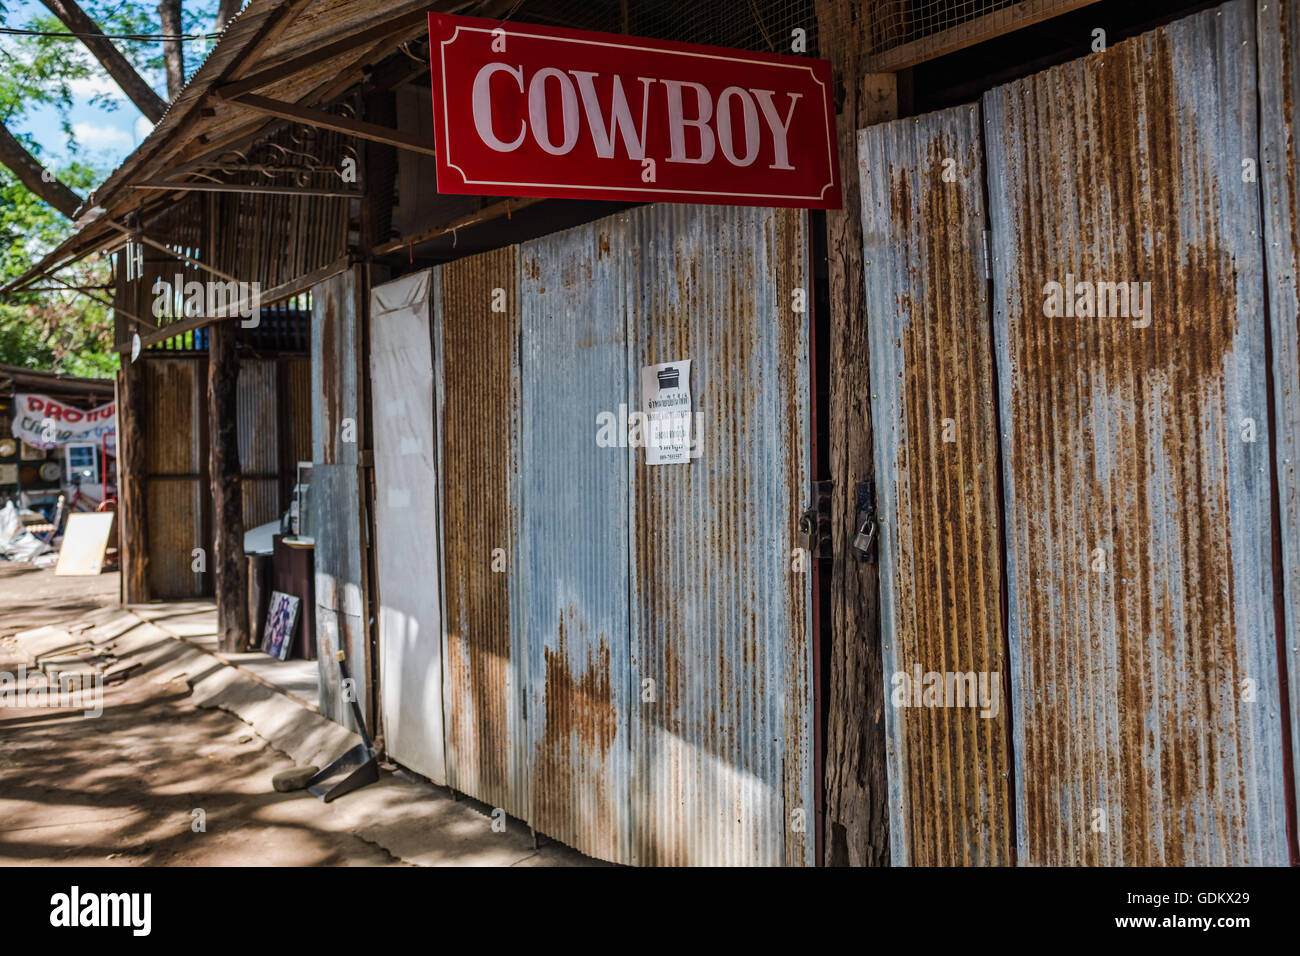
[815,0,895,869]
[132,180,360,198]
[207,318,247,652]
[373,197,542,256]
[863,0,1100,71]
[218,92,439,157]
[215,10,430,100]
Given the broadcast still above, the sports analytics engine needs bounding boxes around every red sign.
[427,13,841,209]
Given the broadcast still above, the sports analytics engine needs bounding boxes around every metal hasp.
[307,651,379,802]
[799,479,834,559]
[850,480,876,562]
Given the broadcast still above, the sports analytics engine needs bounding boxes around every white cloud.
[67,75,128,101]
[134,115,155,142]
[71,122,133,150]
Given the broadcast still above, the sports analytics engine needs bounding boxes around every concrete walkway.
[0,569,599,867]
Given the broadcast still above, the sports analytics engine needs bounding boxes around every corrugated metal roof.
[984,0,1290,865]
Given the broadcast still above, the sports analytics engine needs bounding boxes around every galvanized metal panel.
[142,359,205,599]
[626,204,813,866]
[237,358,280,528]
[437,246,528,820]
[520,218,631,863]
[1259,0,1300,823]
[310,269,369,728]
[983,0,1289,864]
[857,105,1012,866]
[369,269,447,786]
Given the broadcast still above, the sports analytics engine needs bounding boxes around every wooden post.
[208,318,247,651]
[118,357,150,603]
[815,0,897,867]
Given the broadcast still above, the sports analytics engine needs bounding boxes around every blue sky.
[3,0,221,176]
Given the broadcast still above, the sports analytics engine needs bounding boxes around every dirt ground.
[0,566,399,865]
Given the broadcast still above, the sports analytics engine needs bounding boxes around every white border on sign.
[437,24,838,202]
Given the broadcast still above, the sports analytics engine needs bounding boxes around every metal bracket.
[850,480,877,563]
[798,480,834,560]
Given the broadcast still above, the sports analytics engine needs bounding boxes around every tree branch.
[39,0,167,123]
[0,123,83,219]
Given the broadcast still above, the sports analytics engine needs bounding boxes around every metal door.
[857,105,1012,866]
[626,204,814,866]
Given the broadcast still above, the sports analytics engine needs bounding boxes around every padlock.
[851,515,876,561]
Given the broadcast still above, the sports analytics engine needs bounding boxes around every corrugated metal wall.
[142,359,205,600]
[857,105,1012,866]
[237,359,280,528]
[1260,0,1300,818]
[436,246,529,820]
[625,204,813,866]
[983,0,1289,864]
[520,217,631,863]
[425,204,814,865]
[311,268,370,729]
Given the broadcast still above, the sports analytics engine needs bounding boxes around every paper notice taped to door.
[641,359,697,465]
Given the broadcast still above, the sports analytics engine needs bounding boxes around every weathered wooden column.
[118,355,149,604]
[815,0,897,866]
[207,317,247,651]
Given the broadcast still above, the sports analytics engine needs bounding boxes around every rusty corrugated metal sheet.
[142,359,204,599]
[520,218,630,863]
[626,204,813,866]
[1260,0,1300,821]
[237,359,280,528]
[984,0,1289,864]
[311,269,369,729]
[437,246,529,820]
[857,105,1012,866]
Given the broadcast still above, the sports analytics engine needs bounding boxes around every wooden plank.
[219,92,439,157]
[815,0,894,870]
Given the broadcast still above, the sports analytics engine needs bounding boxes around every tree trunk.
[0,123,83,218]
[815,0,896,867]
[39,0,167,123]
[157,0,186,101]
[207,320,247,652]
[215,0,242,32]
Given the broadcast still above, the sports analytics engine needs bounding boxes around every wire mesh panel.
[505,0,819,54]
